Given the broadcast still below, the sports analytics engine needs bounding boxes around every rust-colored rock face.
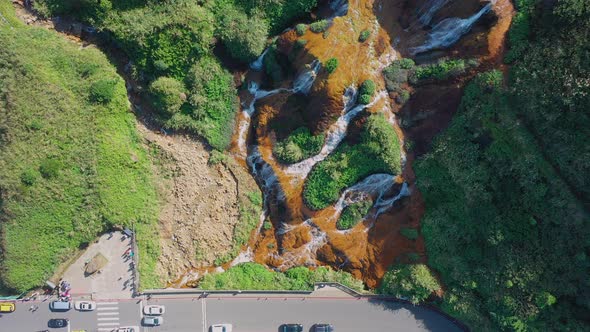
[178,0,514,289]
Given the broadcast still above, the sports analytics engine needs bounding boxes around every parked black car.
[280,323,303,332]
[313,323,334,332]
[48,318,69,328]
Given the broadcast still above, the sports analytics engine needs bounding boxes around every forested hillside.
[33,0,317,150]
[415,0,590,330]
[0,0,160,292]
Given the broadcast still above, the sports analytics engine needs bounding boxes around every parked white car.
[74,301,96,311]
[143,304,165,315]
[210,323,233,332]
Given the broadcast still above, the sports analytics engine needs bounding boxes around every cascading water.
[237,60,323,155]
[417,0,451,26]
[250,48,269,71]
[247,147,286,207]
[410,2,493,55]
[293,60,321,95]
[278,220,328,269]
[330,174,410,230]
[285,89,389,178]
[329,0,349,18]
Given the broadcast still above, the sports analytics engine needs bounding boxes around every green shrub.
[358,79,376,104]
[89,79,116,103]
[397,90,410,104]
[295,23,307,36]
[359,29,371,42]
[414,59,470,82]
[208,150,227,165]
[383,62,409,92]
[264,45,286,84]
[199,263,364,291]
[358,94,371,105]
[400,228,419,240]
[153,60,169,74]
[263,220,272,231]
[39,158,61,179]
[28,119,43,131]
[273,127,325,164]
[310,20,330,33]
[219,7,269,63]
[149,77,185,115]
[295,39,308,48]
[360,79,376,96]
[325,57,339,74]
[399,58,415,69]
[379,264,441,304]
[20,168,38,186]
[337,199,373,230]
[304,113,401,209]
[166,57,238,150]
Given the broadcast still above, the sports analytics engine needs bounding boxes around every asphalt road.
[0,296,463,332]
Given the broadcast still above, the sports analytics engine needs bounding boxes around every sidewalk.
[61,231,135,299]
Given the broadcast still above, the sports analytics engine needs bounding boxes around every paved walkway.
[62,231,135,299]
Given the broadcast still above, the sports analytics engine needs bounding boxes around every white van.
[49,300,71,311]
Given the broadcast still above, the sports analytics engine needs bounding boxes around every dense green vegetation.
[33,0,319,150]
[413,58,477,81]
[309,19,330,33]
[0,3,159,291]
[400,228,418,240]
[379,264,441,304]
[304,113,401,210]
[358,29,371,42]
[325,57,339,74]
[166,57,238,150]
[273,127,325,164]
[415,2,590,325]
[199,263,364,291]
[358,79,376,104]
[336,199,373,230]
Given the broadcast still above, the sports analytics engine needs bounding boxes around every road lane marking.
[97,306,119,310]
[98,312,119,316]
[202,299,207,332]
[139,298,144,319]
[98,301,119,305]
[98,317,120,321]
[99,329,116,331]
[98,322,120,326]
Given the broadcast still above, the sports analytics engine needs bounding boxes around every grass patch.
[304,113,401,210]
[273,127,325,164]
[310,20,330,33]
[0,5,159,292]
[199,263,365,292]
[337,199,373,230]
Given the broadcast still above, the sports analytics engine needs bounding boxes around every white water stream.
[331,174,411,229]
[417,0,451,26]
[329,0,349,18]
[411,2,493,54]
[284,89,389,178]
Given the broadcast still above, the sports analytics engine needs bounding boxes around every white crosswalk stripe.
[96,301,120,330]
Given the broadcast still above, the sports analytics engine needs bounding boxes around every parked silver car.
[142,316,163,326]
